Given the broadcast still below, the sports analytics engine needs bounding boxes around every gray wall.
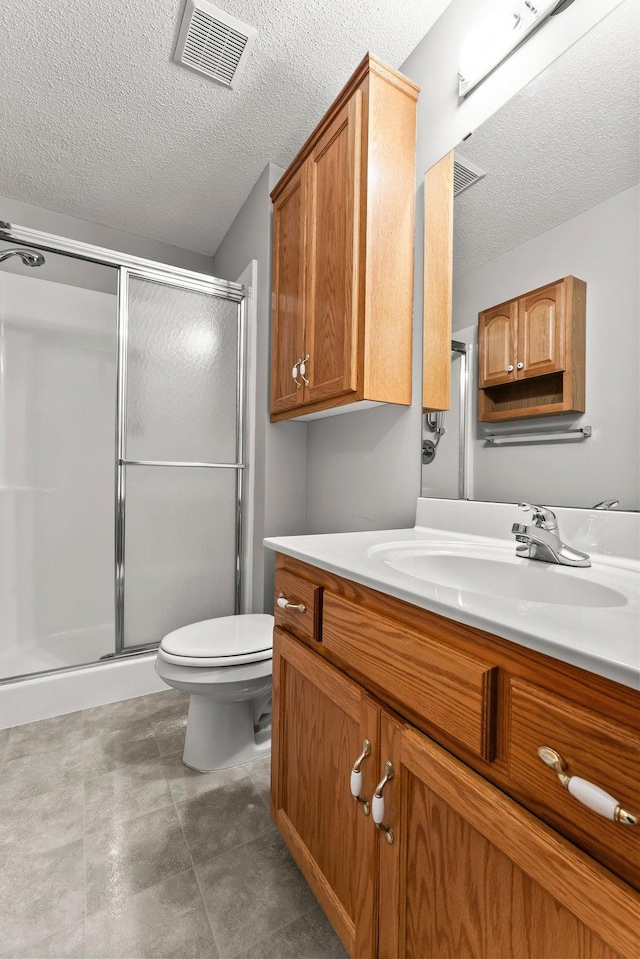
[304,0,626,536]
[454,185,639,510]
[0,193,213,274]
[212,164,307,612]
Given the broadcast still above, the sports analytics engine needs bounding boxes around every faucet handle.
[518,503,558,530]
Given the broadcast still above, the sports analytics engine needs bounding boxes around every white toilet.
[155,613,274,772]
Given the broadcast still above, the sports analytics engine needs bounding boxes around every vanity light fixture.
[458,0,576,98]
[485,425,592,446]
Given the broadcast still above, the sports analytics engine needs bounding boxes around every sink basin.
[368,543,628,608]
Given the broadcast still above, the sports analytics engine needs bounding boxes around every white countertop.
[265,500,640,691]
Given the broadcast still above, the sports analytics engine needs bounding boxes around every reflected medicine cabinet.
[270,53,419,422]
[477,275,586,422]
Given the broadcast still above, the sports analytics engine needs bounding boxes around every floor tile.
[0,741,83,801]
[86,805,193,915]
[236,904,348,959]
[84,755,174,833]
[196,831,318,957]
[246,755,271,808]
[152,712,187,757]
[0,726,12,766]
[4,711,83,762]
[0,924,85,958]
[177,775,275,864]
[0,839,84,954]
[85,868,218,958]
[82,721,160,779]
[162,750,249,804]
[82,697,150,740]
[0,781,84,855]
[143,688,189,724]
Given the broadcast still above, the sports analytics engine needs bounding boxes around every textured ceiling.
[0,0,451,256]
[453,0,639,277]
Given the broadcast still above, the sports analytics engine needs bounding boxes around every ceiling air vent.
[453,154,486,197]
[174,0,256,90]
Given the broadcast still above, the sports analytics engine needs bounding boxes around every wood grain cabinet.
[271,555,640,959]
[270,54,418,422]
[478,276,586,421]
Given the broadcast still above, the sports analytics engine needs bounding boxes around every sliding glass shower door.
[117,271,245,652]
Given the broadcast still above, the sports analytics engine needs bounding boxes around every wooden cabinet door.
[272,628,379,958]
[478,301,517,387]
[304,90,363,404]
[517,279,565,378]
[379,721,638,959]
[271,169,307,414]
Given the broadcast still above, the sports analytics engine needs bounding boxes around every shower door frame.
[0,220,248,682]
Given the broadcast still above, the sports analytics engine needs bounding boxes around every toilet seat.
[158,613,274,668]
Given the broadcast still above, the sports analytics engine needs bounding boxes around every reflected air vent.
[453,155,486,197]
[174,0,256,90]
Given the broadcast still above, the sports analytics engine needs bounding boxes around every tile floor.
[0,690,348,959]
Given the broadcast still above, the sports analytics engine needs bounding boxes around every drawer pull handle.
[538,746,638,825]
[372,761,395,844]
[350,739,371,816]
[277,593,306,613]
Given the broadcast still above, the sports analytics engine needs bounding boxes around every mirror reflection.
[422,2,639,510]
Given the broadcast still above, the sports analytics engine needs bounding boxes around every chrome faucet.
[511,503,591,568]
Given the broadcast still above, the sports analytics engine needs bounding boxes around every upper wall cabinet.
[270,54,419,422]
[478,276,586,422]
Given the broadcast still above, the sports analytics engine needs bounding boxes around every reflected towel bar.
[484,426,592,446]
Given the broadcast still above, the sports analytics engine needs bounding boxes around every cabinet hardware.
[372,761,395,843]
[517,361,524,370]
[292,360,303,390]
[350,739,371,816]
[537,746,638,825]
[299,354,310,387]
[277,593,307,613]
[507,364,514,372]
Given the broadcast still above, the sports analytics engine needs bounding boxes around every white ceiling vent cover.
[453,154,486,197]
[174,0,256,90]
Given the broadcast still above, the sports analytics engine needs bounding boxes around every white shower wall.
[0,270,117,678]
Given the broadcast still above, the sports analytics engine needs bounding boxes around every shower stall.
[0,222,248,686]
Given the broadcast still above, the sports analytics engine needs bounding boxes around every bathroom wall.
[303,0,626,536]
[0,193,213,275]
[212,164,307,612]
[453,184,639,510]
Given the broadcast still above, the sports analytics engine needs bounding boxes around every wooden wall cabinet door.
[518,280,566,378]
[304,93,362,405]
[271,628,379,959]
[478,301,518,388]
[379,722,637,959]
[271,170,308,414]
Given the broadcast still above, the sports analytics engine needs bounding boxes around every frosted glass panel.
[123,466,237,648]
[126,278,239,463]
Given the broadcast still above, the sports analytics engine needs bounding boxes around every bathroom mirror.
[421,2,639,510]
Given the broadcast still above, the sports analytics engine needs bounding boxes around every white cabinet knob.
[507,365,514,373]
[517,362,524,370]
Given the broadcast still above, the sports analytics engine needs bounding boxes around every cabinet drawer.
[510,679,640,890]
[322,594,498,761]
[274,570,323,645]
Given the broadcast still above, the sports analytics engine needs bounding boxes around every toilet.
[155,613,274,772]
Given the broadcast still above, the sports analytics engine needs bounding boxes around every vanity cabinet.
[477,276,586,421]
[271,554,640,959]
[270,54,418,422]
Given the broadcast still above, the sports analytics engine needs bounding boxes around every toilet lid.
[160,614,274,663]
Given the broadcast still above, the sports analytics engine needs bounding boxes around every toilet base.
[183,693,271,771]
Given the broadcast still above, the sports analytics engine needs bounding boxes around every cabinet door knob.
[372,761,395,843]
[517,362,524,370]
[276,593,306,613]
[537,746,638,825]
[299,354,310,387]
[350,739,371,816]
[507,365,514,373]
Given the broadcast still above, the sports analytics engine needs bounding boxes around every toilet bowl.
[155,613,274,772]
